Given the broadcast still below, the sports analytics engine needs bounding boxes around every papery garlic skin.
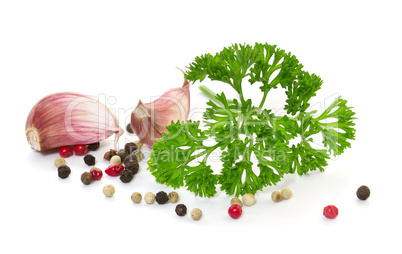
[25,92,124,151]
[131,74,190,147]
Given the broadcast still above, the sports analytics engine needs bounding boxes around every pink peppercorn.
[323,205,338,219]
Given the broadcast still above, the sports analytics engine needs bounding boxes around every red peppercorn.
[323,205,338,219]
[228,204,242,219]
[59,146,73,158]
[90,167,103,180]
[74,144,89,156]
[105,163,124,176]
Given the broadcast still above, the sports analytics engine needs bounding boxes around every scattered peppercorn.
[90,167,103,180]
[81,172,94,185]
[59,146,73,158]
[133,140,143,150]
[88,142,100,151]
[356,185,370,200]
[110,155,122,165]
[54,157,66,168]
[144,192,156,204]
[105,163,124,176]
[131,192,142,204]
[117,149,128,162]
[271,191,283,202]
[242,193,256,206]
[123,154,138,165]
[126,123,134,134]
[131,149,144,161]
[104,149,117,161]
[281,188,293,200]
[168,191,179,203]
[175,204,187,216]
[323,205,338,219]
[83,154,96,166]
[74,144,89,156]
[124,160,139,175]
[103,184,115,197]
[119,170,134,183]
[191,208,202,221]
[155,191,169,204]
[57,165,71,179]
[230,197,243,207]
[228,204,242,219]
[124,142,138,153]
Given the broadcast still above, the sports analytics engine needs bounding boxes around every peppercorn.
[271,191,283,202]
[281,188,292,200]
[57,165,71,179]
[117,149,128,162]
[155,191,169,204]
[132,149,144,161]
[124,160,139,175]
[83,154,96,166]
[175,204,187,216]
[133,140,143,150]
[81,172,94,185]
[88,142,100,151]
[131,192,142,204]
[54,157,66,168]
[144,192,156,204]
[123,154,138,165]
[230,197,243,207]
[242,193,256,206]
[103,184,115,197]
[110,155,122,165]
[191,208,202,221]
[119,170,134,183]
[356,185,370,200]
[103,149,117,161]
[124,142,138,153]
[126,123,134,134]
[168,191,179,203]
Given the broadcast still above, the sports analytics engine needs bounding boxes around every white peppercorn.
[168,191,179,203]
[281,188,292,200]
[191,208,202,221]
[54,157,66,168]
[110,155,122,165]
[271,191,283,202]
[242,193,256,206]
[230,197,243,207]
[144,192,155,204]
[103,184,115,197]
[131,192,142,204]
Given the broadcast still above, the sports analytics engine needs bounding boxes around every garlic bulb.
[25,92,124,151]
[131,70,190,146]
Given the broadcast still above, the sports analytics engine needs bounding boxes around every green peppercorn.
[155,191,169,204]
[124,142,138,153]
[58,165,71,179]
[119,170,134,183]
[83,154,96,166]
[356,185,370,200]
[81,172,94,185]
[175,204,187,216]
[131,149,144,161]
[126,123,134,134]
[124,160,139,175]
[88,142,100,151]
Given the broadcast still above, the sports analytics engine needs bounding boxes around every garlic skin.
[25,92,124,151]
[131,73,190,147]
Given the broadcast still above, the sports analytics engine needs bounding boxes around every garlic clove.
[131,70,190,146]
[25,92,123,151]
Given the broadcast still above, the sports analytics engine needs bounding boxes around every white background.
[1,0,401,253]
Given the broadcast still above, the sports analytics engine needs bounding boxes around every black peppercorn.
[83,154,96,166]
[117,149,128,162]
[155,191,169,204]
[175,204,187,216]
[88,142,100,151]
[123,154,138,165]
[81,172,93,185]
[125,160,139,175]
[58,165,71,179]
[104,149,117,161]
[356,185,370,200]
[119,170,134,183]
[126,123,134,134]
[124,142,138,153]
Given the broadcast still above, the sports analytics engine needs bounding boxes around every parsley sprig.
[148,43,356,197]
